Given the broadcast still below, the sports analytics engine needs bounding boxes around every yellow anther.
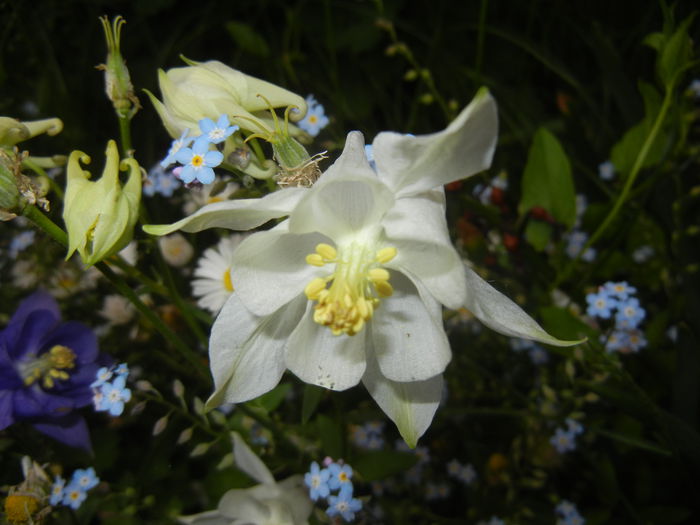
[375,280,394,297]
[315,243,337,260]
[305,253,325,266]
[368,268,390,282]
[304,277,327,299]
[49,345,76,369]
[376,247,397,263]
[304,242,398,336]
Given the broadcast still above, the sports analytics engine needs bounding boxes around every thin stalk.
[475,0,489,75]
[118,114,133,156]
[21,206,210,381]
[555,87,673,287]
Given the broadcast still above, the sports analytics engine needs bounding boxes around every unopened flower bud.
[0,117,63,147]
[63,140,141,265]
[145,59,307,139]
[98,16,140,119]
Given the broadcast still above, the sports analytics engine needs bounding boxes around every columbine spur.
[145,88,581,445]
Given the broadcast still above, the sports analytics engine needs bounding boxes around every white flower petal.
[232,432,274,485]
[371,272,451,382]
[289,132,394,240]
[384,189,466,308]
[463,266,584,346]
[373,88,498,196]
[232,230,327,316]
[362,351,443,448]
[143,187,307,236]
[285,302,367,391]
[207,294,306,406]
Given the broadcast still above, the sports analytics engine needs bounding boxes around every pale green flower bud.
[0,117,63,147]
[97,16,140,118]
[145,59,307,139]
[63,140,141,265]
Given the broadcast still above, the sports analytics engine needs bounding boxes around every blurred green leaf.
[657,16,695,88]
[317,414,343,459]
[225,21,270,58]
[253,382,292,413]
[610,82,668,176]
[518,127,577,229]
[524,220,552,252]
[301,384,324,424]
[353,450,418,481]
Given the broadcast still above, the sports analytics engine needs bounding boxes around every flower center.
[191,154,204,168]
[222,268,234,292]
[304,242,397,336]
[4,494,40,523]
[209,128,225,141]
[21,345,77,389]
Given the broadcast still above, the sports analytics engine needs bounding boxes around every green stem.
[21,205,210,382]
[118,113,133,156]
[555,87,673,287]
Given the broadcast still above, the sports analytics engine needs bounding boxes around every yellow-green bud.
[0,117,63,147]
[145,59,308,139]
[63,140,141,265]
[98,16,140,118]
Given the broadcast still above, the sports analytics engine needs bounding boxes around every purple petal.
[0,390,16,430]
[33,413,92,451]
[42,321,98,364]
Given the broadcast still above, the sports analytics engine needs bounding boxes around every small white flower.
[192,235,247,314]
[158,233,194,267]
[99,294,135,325]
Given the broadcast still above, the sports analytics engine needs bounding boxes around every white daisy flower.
[99,294,135,325]
[192,234,247,314]
[158,233,194,267]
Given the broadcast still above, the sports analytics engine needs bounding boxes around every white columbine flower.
[145,88,580,446]
[178,433,312,525]
[192,234,247,314]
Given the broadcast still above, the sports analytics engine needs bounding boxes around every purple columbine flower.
[0,292,108,450]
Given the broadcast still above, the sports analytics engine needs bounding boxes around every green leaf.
[657,16,695,88]
[524,220,552,252]
[518,127,577,228]
[610,82,667,176]
[317,414,343,459]
[301,384,324,424]
[225,21,270,58]
[353,450,418,481]
[250,382,291,413]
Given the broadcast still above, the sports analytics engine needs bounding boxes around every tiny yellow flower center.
[308,115,318,124]
[191,154,204,168]
[222,268,234,292]
[304,242,397,336]
[4,494,40,523]
[21,345,76,389]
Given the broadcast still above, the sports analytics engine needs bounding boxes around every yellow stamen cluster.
[304,242,397,336]
[22,345,76,389]
[191,154,204,167]
[4,494,40,524]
